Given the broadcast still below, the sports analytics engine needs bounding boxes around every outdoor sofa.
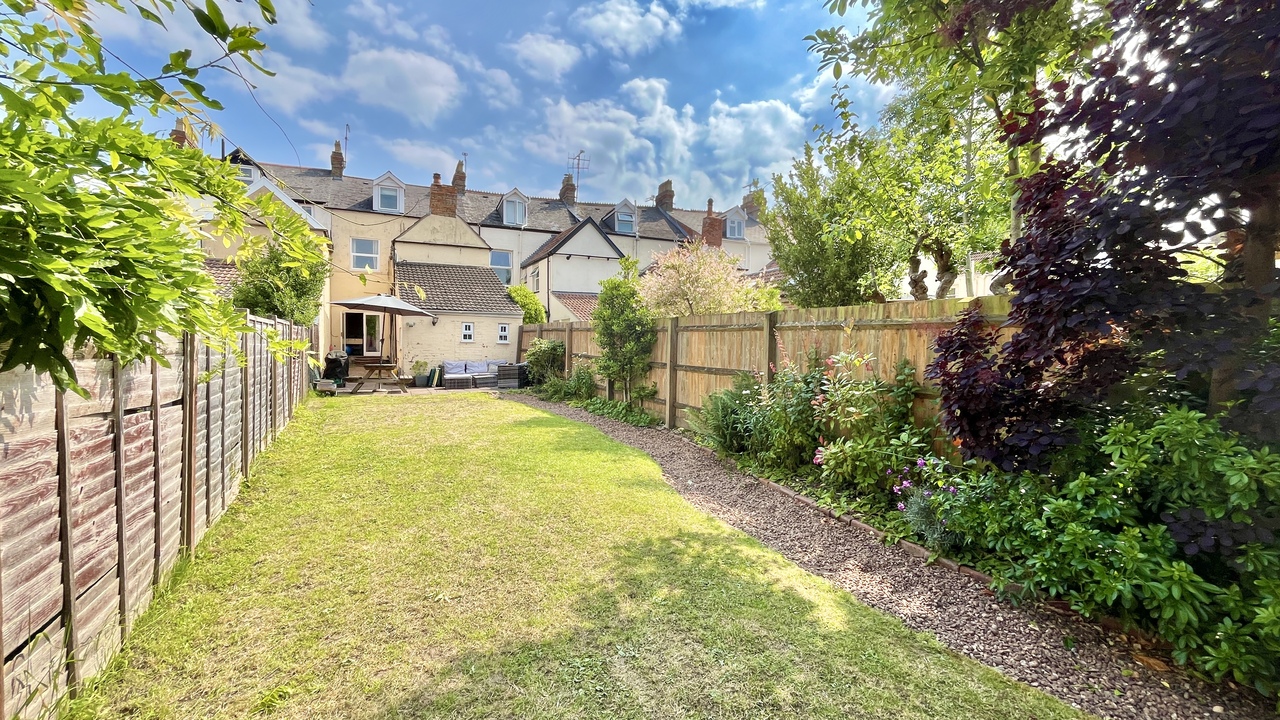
[442,360,509,389]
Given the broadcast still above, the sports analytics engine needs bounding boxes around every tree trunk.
[989,151,1022,295]
[1209,195,1279,412]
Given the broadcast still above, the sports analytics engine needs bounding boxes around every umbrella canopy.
[332,294,436,317]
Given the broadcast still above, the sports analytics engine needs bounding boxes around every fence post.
[180,333,197,554]
[664,317,679,428]
[516,324,525,362]
[150,358,162,587]
[763,311,778,383]
[0,549,5,714]
[563,323,574,375]
[269,316,279,442]
[241,318,251,479]
[111,358,129,636]
[55,388,80,693]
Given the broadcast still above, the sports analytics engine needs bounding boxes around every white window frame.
[236,165,257,182]
[530,266,540,292]
[498,323,510,344]
[351,238,379,271]
[616,211,635,234]
[490,250,513,285]
[461,322,475,343]
[726,218,745,239]
[503,197,526,225]
[375,185,403,213]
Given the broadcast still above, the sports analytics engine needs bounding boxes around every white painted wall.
[399,312,521,368]
[550,255,619,295]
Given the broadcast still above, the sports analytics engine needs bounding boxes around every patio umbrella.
[332,294,435,364]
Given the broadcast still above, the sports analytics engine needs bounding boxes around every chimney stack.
[330,141,345,179]
[169,118,192,148]
[451,160,466,195]
[430,172,457,218]
[559,173,577,205]
[701,199,724,248]
[742,191,760,219]
[656,179,674,212]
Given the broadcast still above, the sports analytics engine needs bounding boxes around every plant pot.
[414,374,431,388]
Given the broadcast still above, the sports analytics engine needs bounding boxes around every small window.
[490,250,513,285]
[498,324,510,344]
[376,186,402,213]
[530,266,540,292]
[616,211,635,234]
[236,165,257,182]
[300,205,314,216]
[503,198,526,225]
[352,238,379,270]
[726,218,745,239]
[461,322,475,342]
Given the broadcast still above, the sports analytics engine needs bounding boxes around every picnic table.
[348,362,409,394]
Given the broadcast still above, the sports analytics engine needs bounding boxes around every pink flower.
[813,447,825,465]
[896,502,906,511]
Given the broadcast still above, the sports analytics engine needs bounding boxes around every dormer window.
[236,164,257,182]
[371,171,407,214]
[616,211,635,234]
[501,189,530,226]
[726,218,744,239]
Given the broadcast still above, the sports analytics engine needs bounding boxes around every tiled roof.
[393,262,523,315]
[752,260,784,284]
[256,162,434,218]
[552,292,599,322]
[520,217,622,268]
[204,259,238,298]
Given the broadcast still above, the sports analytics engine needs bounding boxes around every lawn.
[67,393,1086,719]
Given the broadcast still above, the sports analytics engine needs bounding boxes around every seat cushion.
[464,360,488,374]
[443,360,466,375]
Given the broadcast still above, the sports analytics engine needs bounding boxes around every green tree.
[639,242,782,316]
[0,0,329,393]
[507,284,547,325]
[232,239,331,326]
[593,257,657,404]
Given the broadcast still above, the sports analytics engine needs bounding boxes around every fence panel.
[0,319,312,718]
[521,296,1013,431]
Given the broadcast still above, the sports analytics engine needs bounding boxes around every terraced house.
[204,143,772,367]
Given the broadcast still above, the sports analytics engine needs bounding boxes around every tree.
[232,238,331,326]
[929,0,1280,466]
[507,285,546,324]
[639,242,782,316]
[594,258,657,404]
[763,89,1007,307]
[0,0,329,394]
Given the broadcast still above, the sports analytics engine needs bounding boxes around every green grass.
[66,393,1087,719]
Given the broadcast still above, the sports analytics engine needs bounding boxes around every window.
[503,197,526,225]
[351,238,379,270]
[490,250,513,285]
[376,186,402,213]
[236,165,257,182]
[498,324,510,344]
[300,205,314,216]
[726,218,745,239]
[461,322,475,342]
[616,211,635,234]
[530,266,540,292]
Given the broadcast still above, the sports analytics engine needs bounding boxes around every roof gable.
[372,171,406,189]
[244,177,327,232]
[394,262,523,315]
[520,217,623,268]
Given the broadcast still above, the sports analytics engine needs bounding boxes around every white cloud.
[509,33,584,81]
[792,70,896,119]
[346,0,419,40]
[95,0,329,55]
[571,0,682,57]
[297,118,339,138]
[524,76,807,208]
[268,0,333,49]
[675,0,765,8]
[342,48,462,127]
[476,68,522,110]
[254,54,341,115]
[375,138,457,173]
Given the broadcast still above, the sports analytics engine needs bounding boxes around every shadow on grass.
[368,528,1072,720]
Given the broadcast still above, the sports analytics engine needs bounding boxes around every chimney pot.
[701,199,724,248]
[559,173,577,205]
[330,141,345,179]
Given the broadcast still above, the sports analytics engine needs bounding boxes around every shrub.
[687,373,762,456]
[410,360,432,376]
[507,285,546,325]
[533,361,596,403]
[594,258,657,404]
[525,338,565,385]
[571,397,659,427]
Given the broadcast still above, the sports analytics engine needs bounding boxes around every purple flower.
[896,502,906,511]
[893,485,902,494]
[924,490,933,498]
[813,447,825,465]
[901,479,911,489]
[917,458,927,468]
[886,469,894,476]
[946,486,958,495]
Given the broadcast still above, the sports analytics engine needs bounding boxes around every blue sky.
[97,0,893,209]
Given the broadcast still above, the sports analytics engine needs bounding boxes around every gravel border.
[508,394,1276,720]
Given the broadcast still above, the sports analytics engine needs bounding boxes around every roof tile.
[552,292,599,322]
[393,262,523,315]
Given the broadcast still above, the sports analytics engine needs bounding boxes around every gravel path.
[509,395,1277,720]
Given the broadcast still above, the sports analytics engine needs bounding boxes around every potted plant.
[411,360,434,388]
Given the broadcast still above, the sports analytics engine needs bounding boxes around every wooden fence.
[0,315,313,719]
[518,296,1012,429]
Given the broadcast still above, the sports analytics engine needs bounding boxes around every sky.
[96,0,895,210]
